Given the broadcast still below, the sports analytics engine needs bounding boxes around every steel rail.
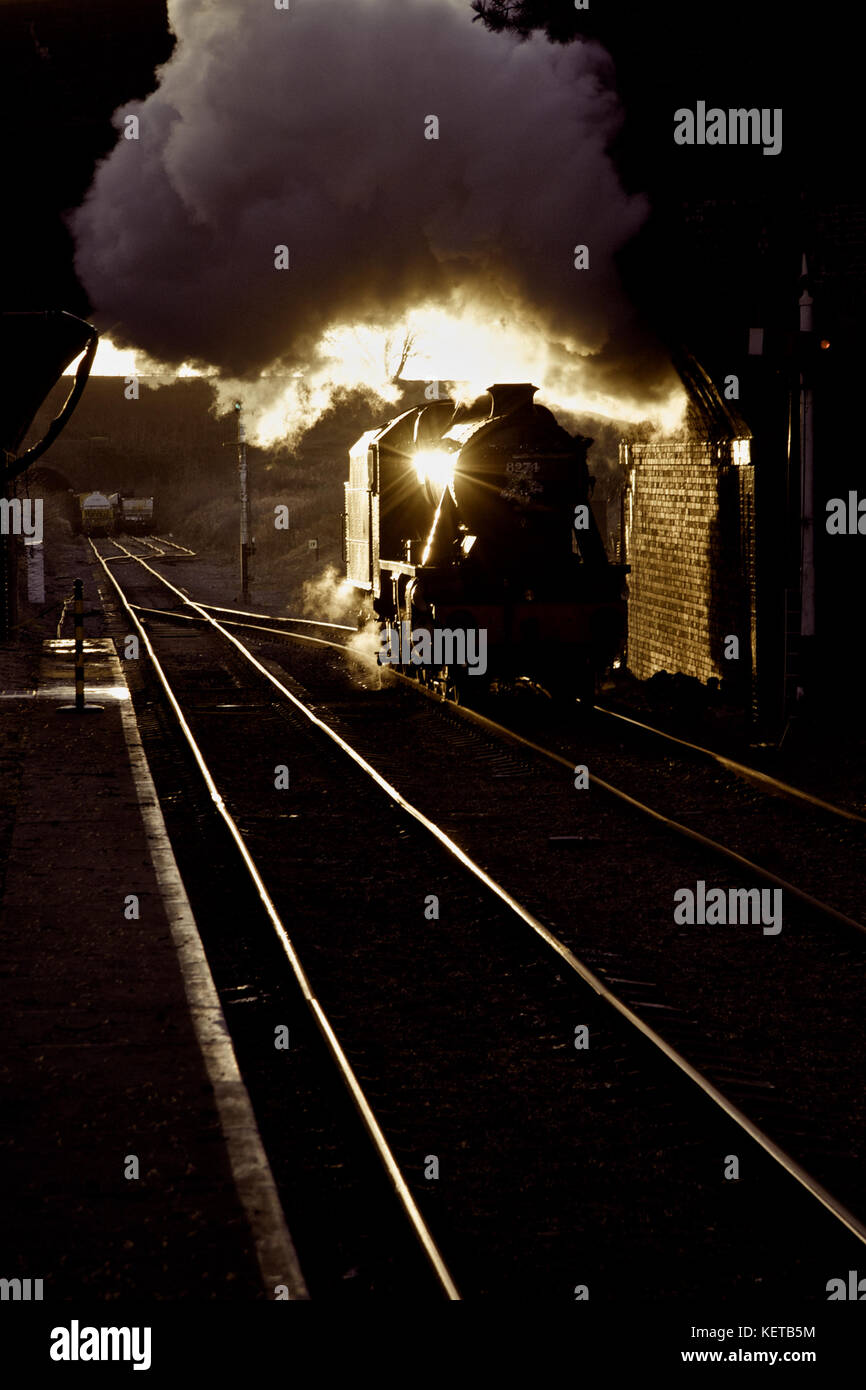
[131,601,357,655]
[91,540,461,1301]
[130,536,168,557]
[196,601,356,632]
[125,580,866,936]
[150,533,196,555]
[212,619,356,654]
[93,541,866,1250]
[113,534,195,562]
[128,604,203,624]
[200,607,860,829]
[592,702,866,826]
[385,673,866,940]
[102,538,169,562]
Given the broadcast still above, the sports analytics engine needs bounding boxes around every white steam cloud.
[71,0,682,441]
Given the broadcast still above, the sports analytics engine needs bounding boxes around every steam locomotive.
[343,382,627,700]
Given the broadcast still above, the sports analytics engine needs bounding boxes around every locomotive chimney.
[486,383,538,417]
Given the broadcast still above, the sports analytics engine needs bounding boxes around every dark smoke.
[71,0,680,430]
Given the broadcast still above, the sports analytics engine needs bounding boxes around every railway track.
[85,536,866,1299]
[115,538,862,853]
[193,587,865,941]
[137,566,866,941]
[590,702,866,825]
[421,689,866,939]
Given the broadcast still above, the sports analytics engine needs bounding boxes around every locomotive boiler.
[343,382,627,700]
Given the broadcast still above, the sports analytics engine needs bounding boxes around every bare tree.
[385,329,416,383]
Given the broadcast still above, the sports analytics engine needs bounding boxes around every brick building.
[638,196,866,731]
[619,353,759,710]
[621,436,756,699]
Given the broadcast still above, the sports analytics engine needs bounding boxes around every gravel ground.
[601,671,866,817]
[4,512,863,1302]
[88,542,866,1300]
[236,635,866,1227]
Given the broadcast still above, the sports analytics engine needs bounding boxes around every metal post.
[73,577,85,711]
[235,400,252,605]
[799,258,815,645]
[797,257,815,716]
[58,577,102,714]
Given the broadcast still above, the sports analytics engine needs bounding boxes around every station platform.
[0,638,306,1300]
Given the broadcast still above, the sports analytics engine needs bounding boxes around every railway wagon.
[73,490,115,537]
[110,494,155,534]
[343,382,628,699]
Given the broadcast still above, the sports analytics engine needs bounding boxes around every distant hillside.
[21,376,389,604]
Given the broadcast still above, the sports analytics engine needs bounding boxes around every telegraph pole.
[234,400,253,605]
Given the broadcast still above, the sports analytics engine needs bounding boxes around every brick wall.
[622,439,756,693]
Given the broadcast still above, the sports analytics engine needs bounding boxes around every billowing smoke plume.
[71,0,682,440]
